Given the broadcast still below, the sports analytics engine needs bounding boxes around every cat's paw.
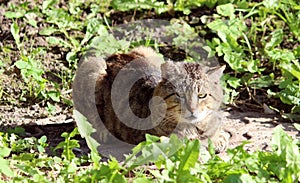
[213,130,230,153]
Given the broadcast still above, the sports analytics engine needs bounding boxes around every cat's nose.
[190,108,195,114]
[186,103,196,114]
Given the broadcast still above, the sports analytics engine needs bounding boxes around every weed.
[54,128,80,162]
[204,2,300,114]
[0,120,299,182]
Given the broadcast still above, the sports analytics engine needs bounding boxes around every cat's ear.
[161,61,182,79]
[207,65,225,79]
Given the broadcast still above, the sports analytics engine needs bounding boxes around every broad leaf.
[73,110,100,153]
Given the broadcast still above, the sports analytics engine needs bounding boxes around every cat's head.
[154,61,225,124]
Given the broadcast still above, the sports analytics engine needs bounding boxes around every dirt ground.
[0,104,299,160]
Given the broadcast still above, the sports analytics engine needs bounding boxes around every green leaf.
[278,82,300,105]
[145,134,160,143]
[4,11,25,19]
[46,102,56,115]
[280,61,300,81]
[54,128,80,161]
[66,160,77,173]
[69,127,79,138]
[269,126,300,181]
[7,127,26,136]
[267,49,295,62]
[271,126,291,154]
[178,140,200,172]
[248,75,274,88]
[47,91,60,102]
[66,51,77,63]
[46,37,72,48]
[15,60,29,70]
[42,0,59,10]
[125,134,183,169]
[69,36,80,48]
[133,177,152,183]
[290,69,300,81]
[216,3,235,18]
[10,21,21,50]
[88,35,130,56]
[73,110,100,153]
[0,157,13,177]
[263,0,279,9]
[228,77,241,88]
[265,29,283,50]
[246,59,260,73]
[294,123,300,131]
[222,74,241,89]
[13,153,36,161]
[0,147,11,157]
[81,18,107,45]
[39,27,58,36]
[25,13,38,28]
[207,19,227,34]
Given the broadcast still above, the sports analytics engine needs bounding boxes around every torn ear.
[207,65,226,79]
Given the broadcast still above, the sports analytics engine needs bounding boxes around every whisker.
[167,105,179,110]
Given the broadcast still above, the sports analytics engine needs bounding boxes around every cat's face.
[154,61,224,125]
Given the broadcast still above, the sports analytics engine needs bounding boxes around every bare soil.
[0,104,299,160]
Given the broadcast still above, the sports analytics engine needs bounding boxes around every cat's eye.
[197,93,207,99]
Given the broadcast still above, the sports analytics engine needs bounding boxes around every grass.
[0,0,300,182]
[0,123,299,182]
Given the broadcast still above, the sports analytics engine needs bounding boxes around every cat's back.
[96,47,164,144]
[104,47,163,84]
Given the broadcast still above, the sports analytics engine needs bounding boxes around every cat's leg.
[196,111,230,153]
[211,129,230,153]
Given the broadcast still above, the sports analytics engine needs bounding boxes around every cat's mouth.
[182,110,211,124]
[183,115,201,124]
[185,115,197,120]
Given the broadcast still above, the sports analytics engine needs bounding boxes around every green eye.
[198,93,207,99]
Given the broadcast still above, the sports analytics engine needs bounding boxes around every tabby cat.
[73,46,230,153]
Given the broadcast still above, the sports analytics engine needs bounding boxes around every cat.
[73,46,230,153]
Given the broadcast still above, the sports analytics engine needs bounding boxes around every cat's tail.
[130,46,159,58]
[130,46,164,68]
